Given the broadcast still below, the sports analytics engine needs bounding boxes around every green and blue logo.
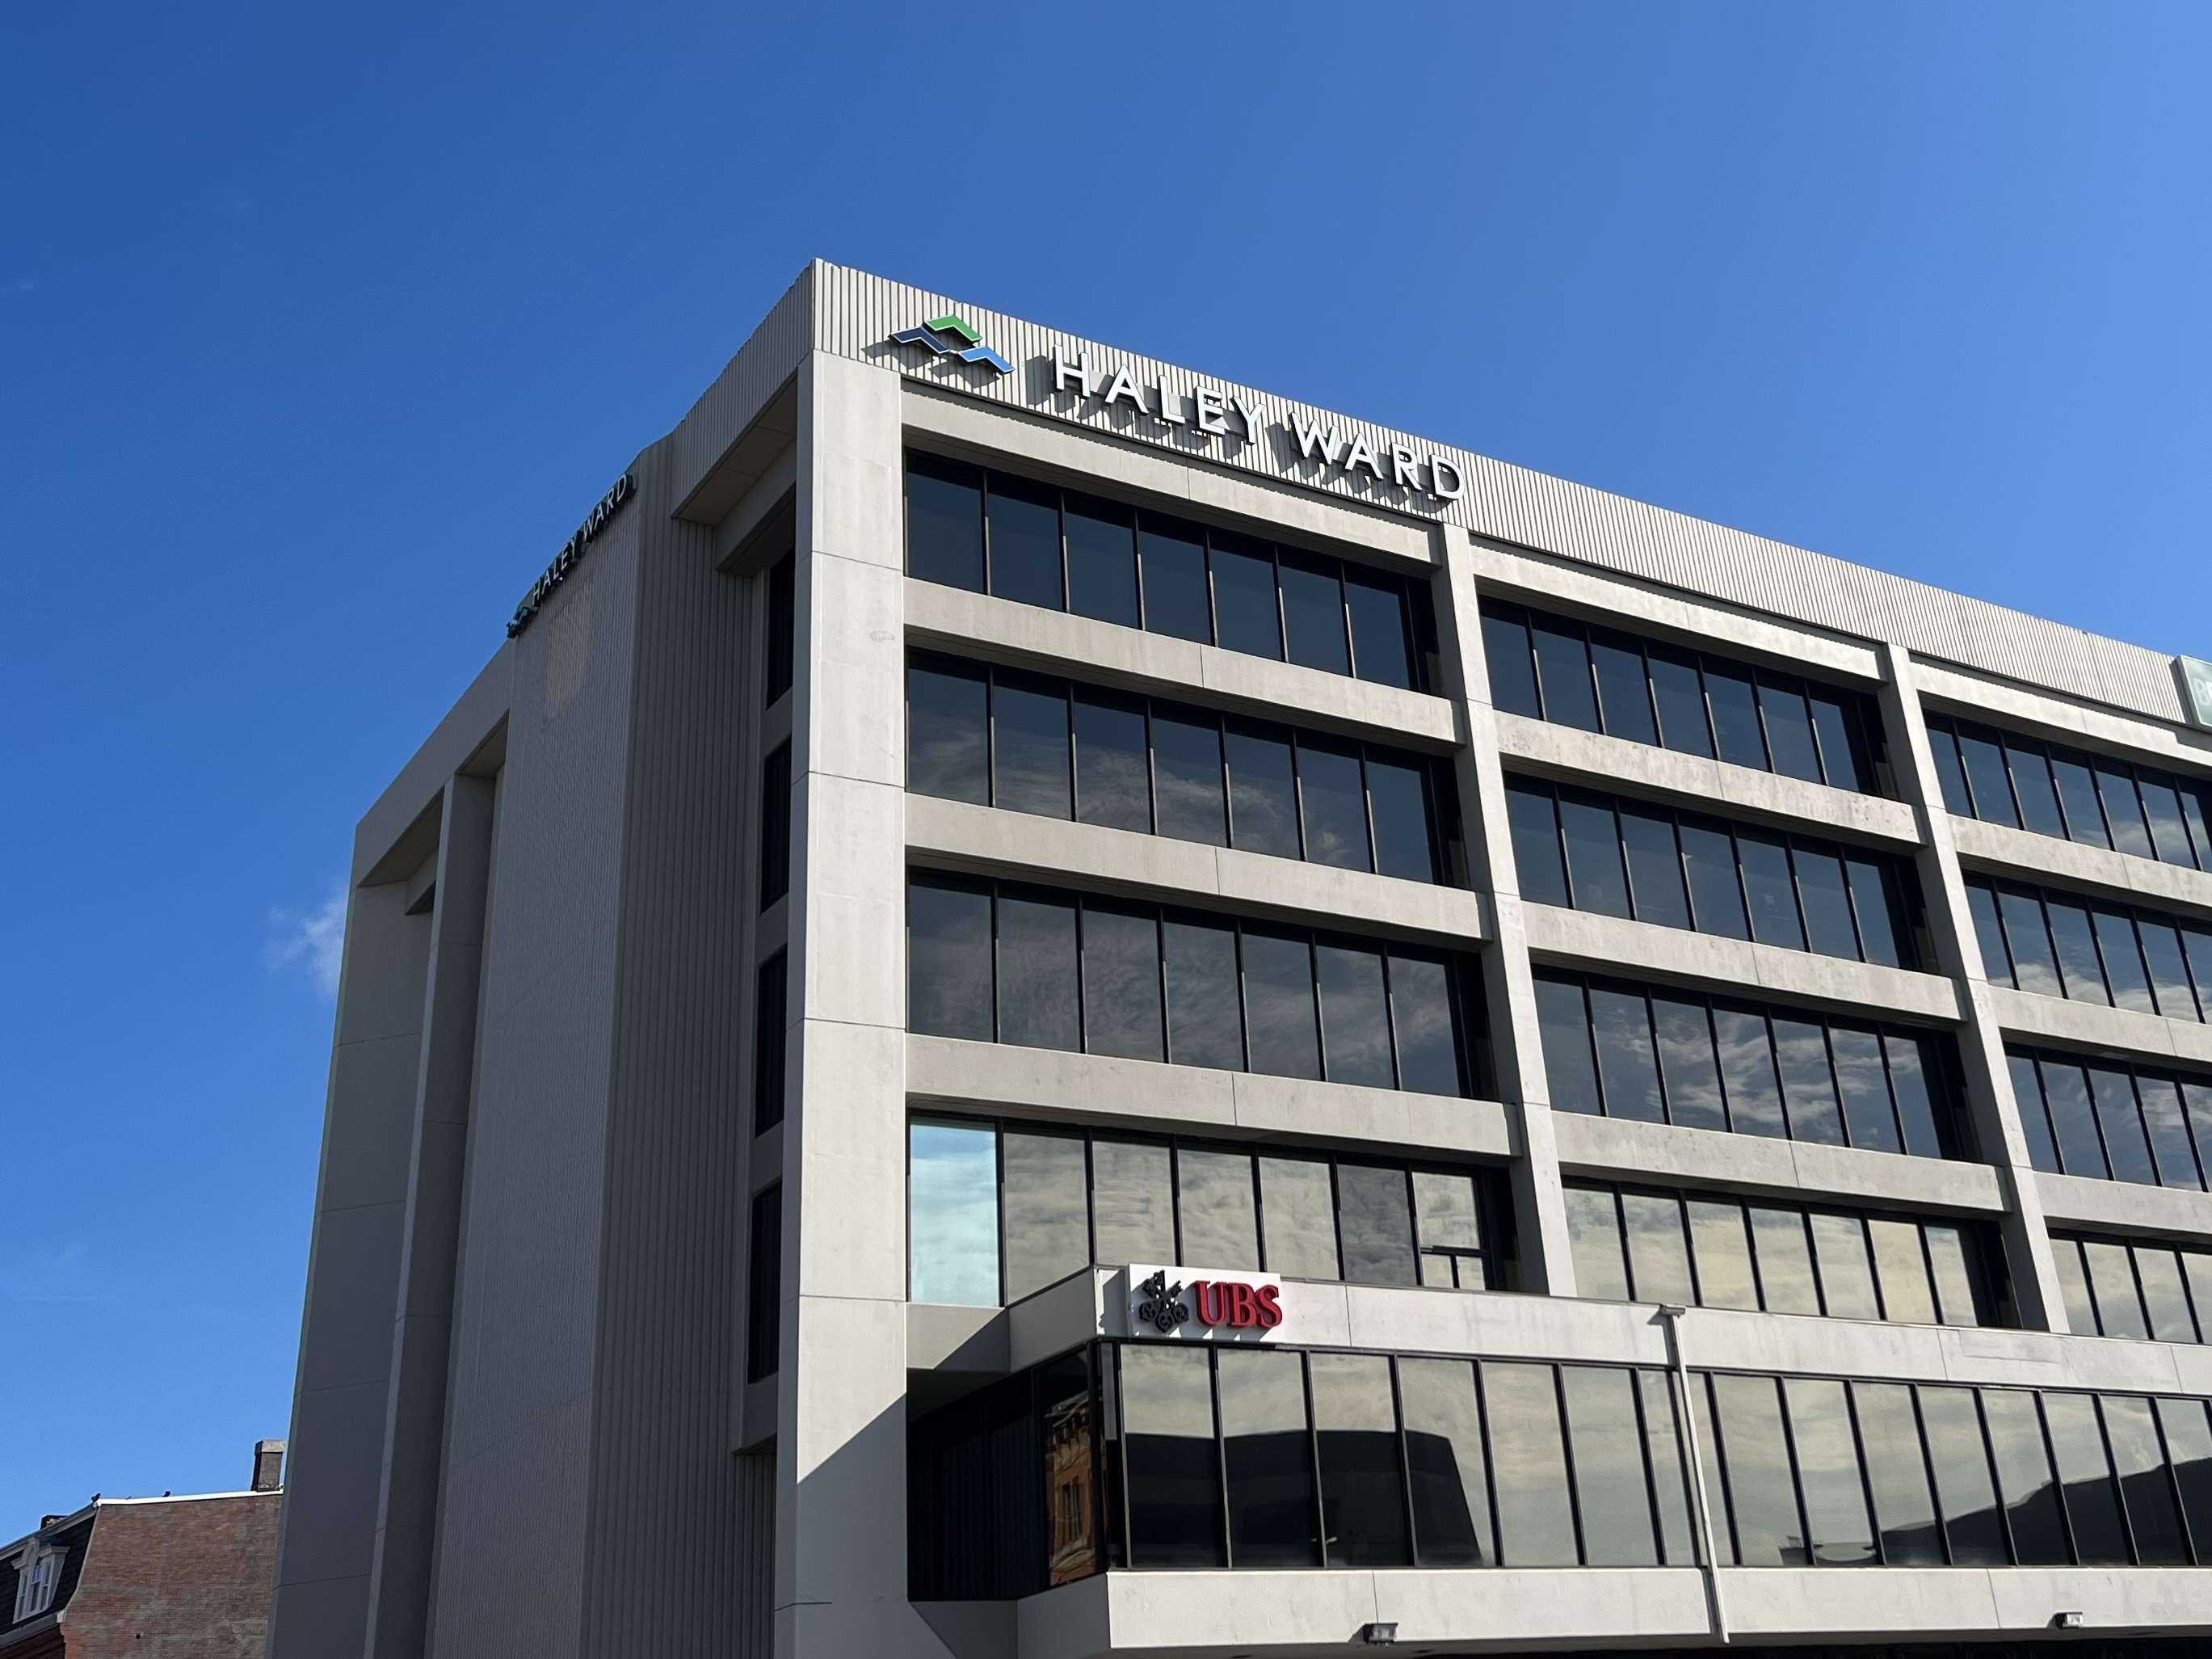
[889,314,1011,376]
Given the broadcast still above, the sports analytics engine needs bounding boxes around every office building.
[271,262,2212,1658]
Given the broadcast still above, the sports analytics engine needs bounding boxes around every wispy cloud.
[268,882,346,997]
[6,1242,118,1307]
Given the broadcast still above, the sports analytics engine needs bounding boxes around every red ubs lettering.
[1191,1280,1284,1330]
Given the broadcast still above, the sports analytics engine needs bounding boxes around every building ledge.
[906,794,1486,948]
[1524,903,1960,1022]
[1987,982,2212,1068]
[1495,711,1922,848]
[905,579,1461,752]
[1953,815,2212,920]
[906,1034,1513,1160]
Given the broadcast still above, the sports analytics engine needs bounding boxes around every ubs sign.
[1129,1268,1285,1337]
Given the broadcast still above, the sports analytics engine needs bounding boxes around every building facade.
[2,1442,284,1659]
[270,262,2212,1659]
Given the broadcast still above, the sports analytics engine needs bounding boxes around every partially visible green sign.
[2178,656,2212,731]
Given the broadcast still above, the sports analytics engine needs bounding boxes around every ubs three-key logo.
[889,313,1011,375]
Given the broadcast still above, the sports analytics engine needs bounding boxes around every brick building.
[2,1443,284,1659]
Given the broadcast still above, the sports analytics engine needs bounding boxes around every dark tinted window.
[764,549,795,706]
[1808,690,1869,792]
[1482,604,1541,719]
[746,1184,781,1380]
[1175,1147,1259,1272]
[1277,553,1350,676]
[1715,1008,1787,1139]
[1648,645,1713,758]
[905,453,985,590]
[2104,1395,2190,1564]
[753,950,787,1134]
[1218,1349,1318,1567]
[1138,517,1212,643]
[1151,712,1226,846]
[1562,1366,1658,1565]
[1773,1018,1843,1145]
[2051,753,2110,847]
[908,657,990,805]
[1224,723,1301,860]
[1929,723,1974,816]
[986,470,1063,611]
[1590,631,1657,746]
[2008,739,2065,837]
[1367,756,1440,883]
[1345,572,1415,689]
[1793,846,1858,959]
[1072,690,1151,832]
[1210,533,1281,659]
[1620,806,1690,928]
[1829,1026,1900,1153]
[1680,819,1749,939]
[1748,1206,1819,1315]
[2040,1060,2109,1178]
[1920,1386,2007,1564]
[1535,977,1600,1114]
[1119,1345,1224,1566]
[1318,942,1394,1088]
[2089,1067,2156,1185]
[1758,676,1823,784]
[1809,1211,1879,1319]
[1705,663,1768,770]
[1737,831,1805,950]
[1398,1358,1492,1565]
[1482,1362,1577,1565]
[1853,1383,1944,1564]
[1311,1353,1411,1565]
[1530,617,1600,732]
[1296,739,1371,870]
[1566,1187,1630,1299]
[1259,1156,1339,1280]
[1784,1377,1876,1564]
[909,877,992,1041]
[759,741,791,909]
[1091,1139,1174,1265]
[1064,494,1138,627]
[997,889,1080,1051]
[1713,1373,1806,1565]
[2042,1393,2128,1564]
[1997,887,2060,997]
[1560,794,1630,918]
[1000,1131,1089,1301]
[1241,928,1319,1080]
[1336,1164,1416,1286]
[1164,915,1243,1071]
[1958,731,2019,827]
[1590,986,1663,1122]
[991,672,1070,819]
[1653,996,1727,1131]
[1980,1389,2068,1564]
[1506,781,1569,907]
[1082,903,1163,1062]
[2100,764,2155,859]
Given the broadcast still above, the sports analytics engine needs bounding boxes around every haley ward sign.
[507,473,636,638]
[1048,350,1465,508]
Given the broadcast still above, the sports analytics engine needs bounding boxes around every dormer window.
[13,1543,60,1620]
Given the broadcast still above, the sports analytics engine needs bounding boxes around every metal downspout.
[1657,1304,1728,1644]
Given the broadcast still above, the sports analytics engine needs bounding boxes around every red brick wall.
[58,1495,279,1659]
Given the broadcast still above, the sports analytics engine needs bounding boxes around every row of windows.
[1537,970,1961,1159]
[1507,777,1923,970]
[917,1342,2212,1588]
[1685,1370,2212,1569]
[2006,1047,2212,1193]
[2053,1234,2212,1347]
[1929,713,2212,872]
[907,874,1484,1097]
[907,652,1463,885]
[1564,1182,1999,1328]
[1107,1345,1697,1571]
[906,451,1439,691]
[909,1118,1507,1308]
[745,1183,780,1383]
[1480,598,1886,796]
[1968,874,2212,1025]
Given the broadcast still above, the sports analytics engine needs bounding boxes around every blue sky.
[4,2,2210,1520]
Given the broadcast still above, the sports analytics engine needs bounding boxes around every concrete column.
[366,773,497,1659]
[1879,648,2067,1332]
[270,878,432,1657]
[776,352,936,1656]
[1433,525,1578,1295]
